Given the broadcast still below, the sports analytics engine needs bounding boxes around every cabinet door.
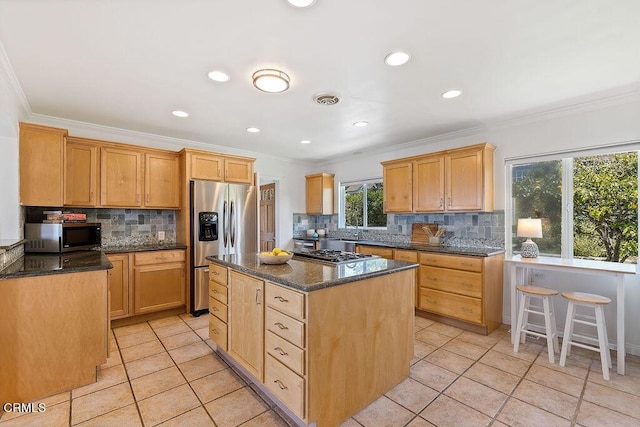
[134,263,185,314]
[145,152,180,208]
[190,153,224,181]
[414,155,445,212]
[446,148,483,211]
[224,158,253,184]
[229,271,264,381]
[305,173,334,214]
[64,140,99,207]
[19,123,66,206]
[101,147,143,207]
[108,254,131,319]
[383,161,412,212]
[356,245,393,259]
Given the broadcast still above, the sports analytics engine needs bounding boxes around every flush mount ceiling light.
[384,51,410,66]
[246,127,260,133]
[207,70,230,82]
[300,140,311,144]
[353,121,369,127]
[252,69,290,93]
[442,89,463,99]
[172,110,189,118]
[287,0,317,7]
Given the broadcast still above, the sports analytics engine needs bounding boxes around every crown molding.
[0,40,31,120]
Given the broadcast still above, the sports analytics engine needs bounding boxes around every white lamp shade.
[517,218,543,238]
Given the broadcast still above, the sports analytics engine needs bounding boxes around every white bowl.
[258,253,293,264]
[306,229,315,237]
[316,229,326,237]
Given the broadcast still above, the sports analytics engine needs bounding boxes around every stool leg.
[595,305,611,380]
[560,301,576,367]
[520,295,531,344]
[601,311,612,369]
[542,296,555,363]
[513,294,528,353]
[548,298,560,354]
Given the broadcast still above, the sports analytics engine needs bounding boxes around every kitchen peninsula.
[206,253,417,427]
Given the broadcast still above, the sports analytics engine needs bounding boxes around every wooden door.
[134,263,185,314]
[224,158,254,184]
[446,147,483,211]
[382,161,412,212]
[145,152,180,208]
[413,155,445,212]
[101,147,143,207]
[260,183,276,252]
[107,254,131,319]
[19,123,67,206]
[190,153,224,181]
[229,271,264,381]
[64,139,99,207]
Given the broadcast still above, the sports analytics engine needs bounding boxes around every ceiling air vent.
[313,93,341,106]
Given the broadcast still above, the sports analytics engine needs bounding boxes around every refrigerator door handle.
[230,200,236,248]
[223,200,228,248]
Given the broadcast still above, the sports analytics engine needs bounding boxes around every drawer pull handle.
[274,347,288,356]
[213,289,219,294]
[155,257,167,261]
[461,262,473,267]
[212,307,219,312]
[212,271,219,276]
[274,296,289,303]
[461,307,472,313]
[426,276,437,281]
[274,322,288,330]
[274,379,288,390]
[212,329,219,335]
[461,282,472,287]
[425,298,436,304]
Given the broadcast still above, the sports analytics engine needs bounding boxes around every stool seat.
[517,285,559,297]
[561,292,611,305]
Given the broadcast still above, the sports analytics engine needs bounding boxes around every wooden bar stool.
[559,291,612,380]
[513,285,560,363]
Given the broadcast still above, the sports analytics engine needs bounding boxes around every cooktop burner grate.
[292,248,377,264]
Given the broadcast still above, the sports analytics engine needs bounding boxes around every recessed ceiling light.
[252,69,290,93]
[353,121,369,127]
[246,127,260,133]
[300,140,311,144]
[207,70,230,82]
[442,89,463,99]
[172,110,189,118]
[287,0,317,7]
[384,51,410,66]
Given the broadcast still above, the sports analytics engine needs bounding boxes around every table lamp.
[517,218,542,258]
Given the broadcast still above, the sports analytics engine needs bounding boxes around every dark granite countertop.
[317,238,504,257]
[0,251,112,280]
[101,243,187,254]
[206,253,418,292]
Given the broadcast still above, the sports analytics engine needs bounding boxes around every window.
[508,149,638,263]
[339,180,387,229]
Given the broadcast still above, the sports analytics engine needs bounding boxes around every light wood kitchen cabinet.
[417,252,504,334]
[224,156,254,184]
[393,249,419,308]
[133,250,186,314]
[209,263,229,351]
[107,253,131,319]
[189,152,224,181]
[64,138,99,207]
[356,244,394,259]
[19,122,67,206]
[101,146,144,207]
[382,160,413,212]
[144,151,180,208]
[228,270,264,380]
[305,173,334,214]
[186,150,254,184]
[381,143,495,213]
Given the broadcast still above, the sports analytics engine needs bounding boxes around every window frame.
[505,141,640,264]
[338,178,387,230]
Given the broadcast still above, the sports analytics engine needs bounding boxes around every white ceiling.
[0,0,639,161]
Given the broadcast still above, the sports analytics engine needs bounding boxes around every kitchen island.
[206,253,417,427]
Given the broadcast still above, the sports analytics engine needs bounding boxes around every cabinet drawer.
[418,252,482,272]
[209,263,228,286]
[419,266,482,298]
[356,245,394,259]
[419,288,482,324]
[266,330,305,376]
[266,308,305,348]
[209,295,228,323]
[393,250,418,262]
[265,282,305,320]
[265,355,305,419]
[209,314,228,351]
[134,250,185,266]
[209,280,228,305]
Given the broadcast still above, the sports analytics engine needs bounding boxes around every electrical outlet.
[158,231,165,241]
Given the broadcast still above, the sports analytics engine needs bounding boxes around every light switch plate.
[158,231,165,240]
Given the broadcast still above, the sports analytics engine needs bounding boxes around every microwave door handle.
[230,200,236,248]
[223,201,228,248]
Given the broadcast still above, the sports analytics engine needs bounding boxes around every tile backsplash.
[293,211,505,249]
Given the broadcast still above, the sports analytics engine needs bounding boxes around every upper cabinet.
[306,173,334,215]
[101,146,144,207]
[19,123,68,207]
[382,143,495,213]
[64,137,99,207]
[186,150,254,184]
[144,152,180,209]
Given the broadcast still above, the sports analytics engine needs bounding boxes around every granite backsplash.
[293,211,505,249]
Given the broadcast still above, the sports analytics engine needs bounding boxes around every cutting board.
[411,223,438,244]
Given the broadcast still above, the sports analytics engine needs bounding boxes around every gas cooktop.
[292,248,377,264]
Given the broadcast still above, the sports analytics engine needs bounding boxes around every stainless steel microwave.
[25,223,102,253]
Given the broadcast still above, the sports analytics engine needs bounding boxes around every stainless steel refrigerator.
[190,179,258,315]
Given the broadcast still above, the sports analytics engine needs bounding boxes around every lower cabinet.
[356,244,394,259]
[393,249,419,308]
[209,263,229,351]
[108,249,186,319]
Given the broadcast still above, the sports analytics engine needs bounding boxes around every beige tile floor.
[2,314,640,426]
